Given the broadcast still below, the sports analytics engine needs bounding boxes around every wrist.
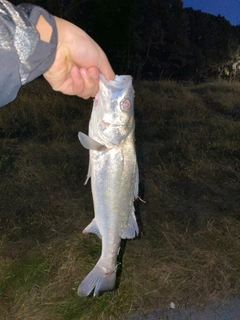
[36,14,52,43]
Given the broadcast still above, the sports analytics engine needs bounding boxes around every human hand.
[42,17,115,99]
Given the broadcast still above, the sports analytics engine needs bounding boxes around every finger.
[71,67,99,98]
[74,67,98,99]
[88,67,100,96]
[88,67,99,81]
[70,66,85,96]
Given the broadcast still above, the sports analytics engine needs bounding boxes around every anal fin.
[83,219,102,239]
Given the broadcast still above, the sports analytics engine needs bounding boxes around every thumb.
[98,55,115,81]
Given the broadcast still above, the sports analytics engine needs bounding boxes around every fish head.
[92,74,135,148]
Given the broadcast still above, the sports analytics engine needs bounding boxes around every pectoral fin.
[121,211,139,239]
[78,132,105,151]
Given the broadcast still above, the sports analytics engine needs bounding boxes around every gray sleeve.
[0,0,58,107]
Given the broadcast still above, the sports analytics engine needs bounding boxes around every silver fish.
[78,74,139,296]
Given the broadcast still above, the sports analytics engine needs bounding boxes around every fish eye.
[120,99,131,111]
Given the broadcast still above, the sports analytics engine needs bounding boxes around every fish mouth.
[102,120,110,128]
[101,120,127,128]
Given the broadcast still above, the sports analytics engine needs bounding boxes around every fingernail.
[81,69,89,79]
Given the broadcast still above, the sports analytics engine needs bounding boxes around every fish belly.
[78,135,138,296]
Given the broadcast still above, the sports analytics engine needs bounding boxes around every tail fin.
[78,263,116,297]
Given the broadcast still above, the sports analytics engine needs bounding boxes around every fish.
[77,74,139,296]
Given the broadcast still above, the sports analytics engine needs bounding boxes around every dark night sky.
[183,0,240,26]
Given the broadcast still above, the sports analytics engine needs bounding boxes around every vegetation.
[0,78,240,319]
[9,0,240,81]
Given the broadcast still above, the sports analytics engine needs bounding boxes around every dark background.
[8,0,240,83]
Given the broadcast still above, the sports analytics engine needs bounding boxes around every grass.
[0,77,240,319]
